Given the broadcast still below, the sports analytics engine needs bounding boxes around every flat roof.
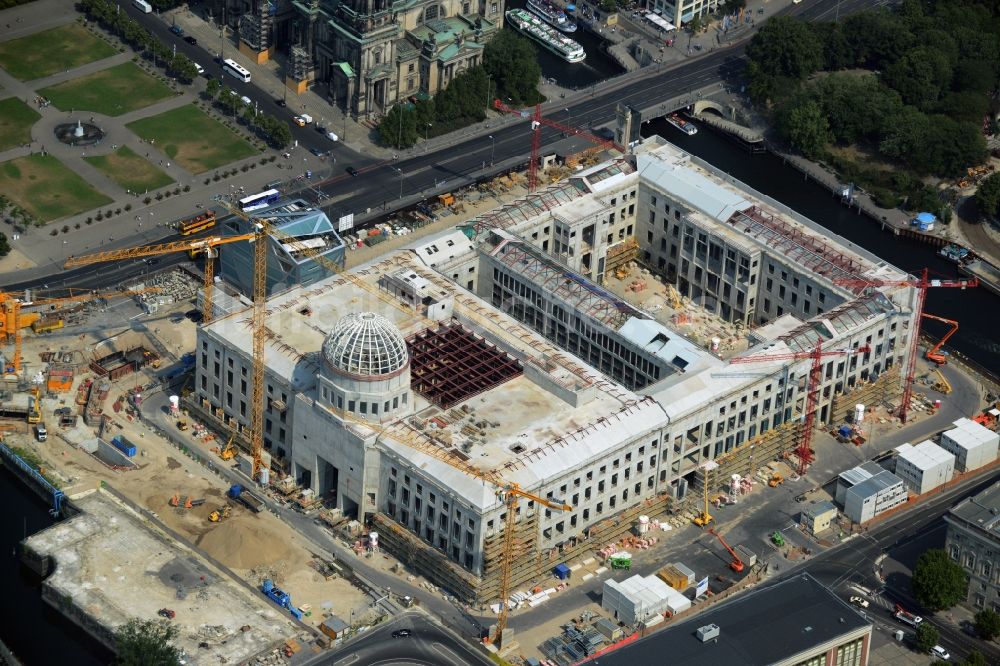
[948,481,1000,539]
[895,440,954,471]
[848,470,903,499]
[206,249,661,509]
[597,574,870,666]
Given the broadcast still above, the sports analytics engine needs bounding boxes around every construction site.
[2,135,998,665]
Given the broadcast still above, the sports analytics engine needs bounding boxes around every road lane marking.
[431,642,463,665]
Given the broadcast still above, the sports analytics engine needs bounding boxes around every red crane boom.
[707,528,744,573]
[492,99,624,192]
[833,269,976,422]
[921,313,958,365]
[731,344,869,475]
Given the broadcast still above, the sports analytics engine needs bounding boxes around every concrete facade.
[194,139,919,588]
[938,418,999,473]
[893,440,955,496]
[944,481,1000,612]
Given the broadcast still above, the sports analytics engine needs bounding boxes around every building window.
[425,5,439,21]
[491,2,498,14]
[408,63,415,73]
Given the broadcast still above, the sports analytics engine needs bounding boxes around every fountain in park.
[54,119,105,147]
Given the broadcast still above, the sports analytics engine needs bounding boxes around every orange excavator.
[708,527,745,573]
[922,313,958,365]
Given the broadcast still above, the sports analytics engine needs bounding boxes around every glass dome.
[322,312,409,378]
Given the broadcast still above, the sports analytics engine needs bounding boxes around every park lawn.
[84,145,174,193]
[0,154,112,222]
[126,105,257,174]
[0,24,117,81]
[0,97,41,151]
[39,62,174,117]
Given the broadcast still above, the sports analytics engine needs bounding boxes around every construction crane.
[833,269,976,422]
[693,460,719,527]
[922,313,958,365]
[492,100,625,192]
[932,368,952,395]
[731,343,870,475]
[2,287,157,375]
[707,527,744,573]
[64,234,258,324]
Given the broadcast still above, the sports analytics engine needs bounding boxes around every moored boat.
[506,9,586,64]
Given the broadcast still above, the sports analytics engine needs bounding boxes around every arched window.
[424,5,439,21]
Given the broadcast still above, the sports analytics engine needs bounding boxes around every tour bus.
[133,0,152,13]
[177,212,217,236]
[239,189,281,212]
[223,58,251,83]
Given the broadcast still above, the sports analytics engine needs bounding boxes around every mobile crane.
[707,527,744,573]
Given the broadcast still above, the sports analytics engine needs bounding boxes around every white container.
[369,531,379,548]
[855,403,865,423]
[711,337,721,352]
[637,515,650,534]
[258,467,270,485]
[169,395,180,412]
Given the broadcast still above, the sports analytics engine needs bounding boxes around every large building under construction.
[193,138,918,601]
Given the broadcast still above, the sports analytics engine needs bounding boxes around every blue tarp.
[915,212,936,223]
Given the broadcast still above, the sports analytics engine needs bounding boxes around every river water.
[0,467,111,665]
[507,0,625,88]
[643,118,1000,376]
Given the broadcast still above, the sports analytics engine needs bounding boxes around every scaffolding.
[727,206,869,287]
[239,0,274,53]
[469,181,587,239]
[829,367,902,423]
[690,421,799,502]
[288,44,313,82]
[407,322,523,410]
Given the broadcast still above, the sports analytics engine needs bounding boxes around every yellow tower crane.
[64,234,257,324]
[692,460,718,527]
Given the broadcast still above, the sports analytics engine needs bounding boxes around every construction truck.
[894,604,923,627]
[768,473,784,488]
[608,553,632,570]
[771,531,785,547]
[27,388,41,424]
[228,484,264,513]
[262,579,303,619]
[208,505,231,522]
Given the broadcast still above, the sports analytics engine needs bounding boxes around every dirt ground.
[11,291,367,631]
[0,247,38,272]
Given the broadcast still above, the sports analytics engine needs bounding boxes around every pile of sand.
[197,515,293,569]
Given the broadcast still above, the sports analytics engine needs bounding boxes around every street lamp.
[488,134,495,166]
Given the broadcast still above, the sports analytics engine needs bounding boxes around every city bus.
[133,0,152,13]
[222,58,251,83]
[239,189,281,212]
[177,211,217,236]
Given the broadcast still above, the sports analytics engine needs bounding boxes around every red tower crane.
[833,269,976,422]
[730,343,870,475]
[492,100,625,192]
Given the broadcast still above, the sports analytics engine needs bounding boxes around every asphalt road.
[116,0,888,228]
[792,468,1000,663]
[300,611,493,666]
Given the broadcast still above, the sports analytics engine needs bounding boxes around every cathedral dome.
[322,312,409,378]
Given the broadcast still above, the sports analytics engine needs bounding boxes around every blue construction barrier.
[0,443,64,516]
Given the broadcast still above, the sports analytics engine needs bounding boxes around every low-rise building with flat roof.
[801,500,838,535]
[938,418,999,472]
[595,573,872,666]
[837,462,907,524]
[894,440,955,495]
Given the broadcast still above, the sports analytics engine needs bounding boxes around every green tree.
[264,117,292,150]
[779,100,830,160]
[0,232,10,258]
[842,9,914,69]
[914,622,939,653]
[379,104,418,149]
[169,54,198,84]
[205,78,221,100]
[878,105,928,162]
[963,650,987,666]
[483,29,542,106]
[882,47,954,108]
[114,618,181,666]
[912,116,987,177]
[688,16,703,34]
[973,608,1000,640]
[745,17,823,103]
[911,549,968,611]
[976,172,1000,219]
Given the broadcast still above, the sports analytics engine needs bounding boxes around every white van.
[326,132,339,142]
[240,95,252,106]
[194,63,205,75]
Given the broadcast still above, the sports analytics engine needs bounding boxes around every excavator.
[214,432,237,461]
[922,313,958,365]
[208,505,231,522]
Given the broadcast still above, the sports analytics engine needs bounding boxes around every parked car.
[346,166,359,177]
[184,35,197,45]
[930,645,950,661]
[326,132,339,142]
[293,116,306,127]
[849,596,869,608]
[391,629,411,638]
[274,98,287,107]
[170,25,183,36]
[309,147,327,157]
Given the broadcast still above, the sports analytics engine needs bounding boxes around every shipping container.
[111,435,137,457]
